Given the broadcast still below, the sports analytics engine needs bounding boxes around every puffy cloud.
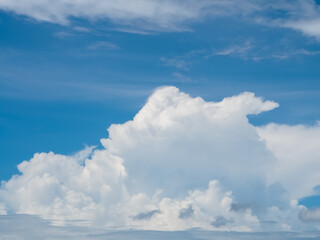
[257,122,320,199]
[0,146,127,225]
[0,86,319,232]
[101,87,281,215]
[115,180,259,231]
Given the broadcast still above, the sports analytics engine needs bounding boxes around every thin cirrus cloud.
[1,0,320,38]
[0,86,319,233]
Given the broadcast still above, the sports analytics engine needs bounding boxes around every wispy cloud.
[212,41,253,59]
[73,26,91,33]
[87,41,120,50]
[161,57,189,70]
[1,0,320,38]
[209,40,320,61]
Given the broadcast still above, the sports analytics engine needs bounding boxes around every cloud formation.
[1,214,320,240]
[1,0,320,38]
[257,122,320,199]
[0,86,319,232]
[300,208,320,223]
[0,0,210,32]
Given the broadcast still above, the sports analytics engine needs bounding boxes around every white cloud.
[0,86,319,232]
[257,122,320,199]
[213,41,253,59]
[1,0,320,38]
[0,0,212,32]
[115,180,259,231]
[284,18,320,39]
[0,146,127,225]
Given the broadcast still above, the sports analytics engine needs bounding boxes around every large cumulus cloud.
[0,86,319,232]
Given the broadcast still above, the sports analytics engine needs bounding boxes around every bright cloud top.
[0,86,319,231]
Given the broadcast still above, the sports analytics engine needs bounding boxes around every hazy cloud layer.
[1,215,319,240]
[0,86,319,232]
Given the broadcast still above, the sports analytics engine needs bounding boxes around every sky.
[1,0,320,239]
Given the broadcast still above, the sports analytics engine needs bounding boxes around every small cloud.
[87,41,120,50]
[211,216,233,228]
[212,41,253,59]
[179,205,194,219]
[132,210,161,221]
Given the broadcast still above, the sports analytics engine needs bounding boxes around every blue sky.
[2,3,320,179]
[1,0,320,238]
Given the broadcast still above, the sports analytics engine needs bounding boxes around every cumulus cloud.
[257,122,320,199]
[0,86,319,233]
